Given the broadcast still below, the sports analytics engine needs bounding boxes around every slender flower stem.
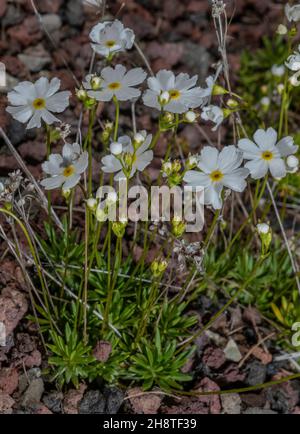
[113,97,120,141]
[46,124,51,220]
[87,107,96,197]
[102,221,112,333]
[220,176,268,260]
[83,206,90,344]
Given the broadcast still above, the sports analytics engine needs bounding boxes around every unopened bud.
[159,91,170,105]
[87,197,97,211]
[76,88,87,101]
[90,75,102,90]
[277,24,288,35]
[184,111,197,123]
[96,206,107,222]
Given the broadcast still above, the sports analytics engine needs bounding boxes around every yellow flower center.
[105,40,116,48]
[32,98,46,110]
[63,165,75,177]
[261,151,273,161]
[210,170,224,182]
[169,89,181,100]
[108,82,121,90]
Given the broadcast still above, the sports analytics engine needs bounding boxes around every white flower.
[101,131,153,180]
[285,3,300,22]
[6,77,71,130]
[41,143,88,190]
[87,65,146,102]
[286,45,300,71]
[257,223,270,234]
[201,105,224,131]
[89,20,134,58]
[142,70,209,114]
[238,128,298,180]
[271,64,285,77]
[184,146,249,210]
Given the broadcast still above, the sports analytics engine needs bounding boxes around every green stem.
[113,97,120,141]
[102,221,112,333]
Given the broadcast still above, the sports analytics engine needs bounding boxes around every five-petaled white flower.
[285,3,300,22]
[101,131,153,180]
[41,143,88,190]
[201,105,224,131]
[184,146,249,210]
[6,77,71,130]
[238,128,298,180]
[87,65,146,102]
[89,20,134,58]
[142,70,209,114]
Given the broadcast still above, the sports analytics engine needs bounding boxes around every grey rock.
[18,47,51,73]
[182,42,211,80]
[221,394,242,414]
[65,0,84,27]
[79,390,105,414]
[41,14,62,33]
[104,387,124,414]
[21,378,44,407]
[246,361,267,386]
[224,339,242,363]
[2,5,24,27]
[43,391,63,414]
[243,408,277,415]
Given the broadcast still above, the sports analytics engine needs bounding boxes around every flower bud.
[90,75,102,90]
[62,189,71,199]
[96,206,107,222]
[257,223,270,235]
[161,112,175,124]
[172,160,181,173]
[277,83,285,95]
[110,142,123,155]
[277,24,288,35]
[257,222,272,257]
[151,259,168,277]
[172,217,186,237]
[287,155,299,173]
[162,161,172,176]
[123,152,133,167]
[133,133,145,146]
[184,111,197,123]
[159,91,170,105]
[227,99,239,109]
[76,88,87,101]
[112,221,127,238]
[186,155,198,169]
[212,84,228,96]
[87,197,97,211]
